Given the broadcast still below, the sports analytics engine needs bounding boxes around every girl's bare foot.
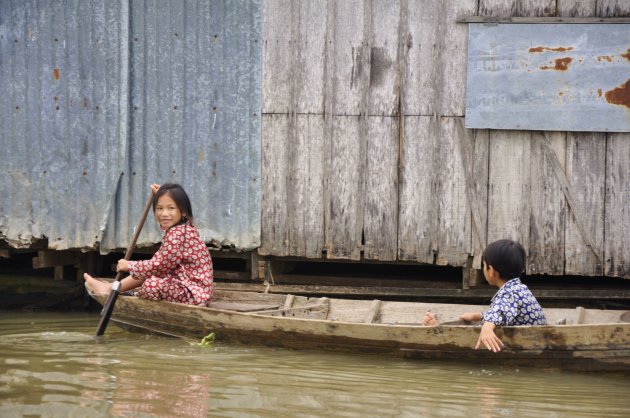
[83,273,112,295]
[422,311,439,326]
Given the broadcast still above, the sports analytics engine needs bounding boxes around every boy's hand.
[150,183,161,195]
[422,311,439,326]
[475,322,504,352]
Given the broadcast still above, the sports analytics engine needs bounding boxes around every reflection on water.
[1,311,629,417]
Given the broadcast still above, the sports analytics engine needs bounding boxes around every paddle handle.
[96,193,154,336]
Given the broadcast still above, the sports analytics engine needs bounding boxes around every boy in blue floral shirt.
[423,239,547,352]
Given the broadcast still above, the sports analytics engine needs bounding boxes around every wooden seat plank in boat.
[249,304,330,319]
[207,301,280,312]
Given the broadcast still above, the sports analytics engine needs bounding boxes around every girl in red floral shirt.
[84,183,214,305]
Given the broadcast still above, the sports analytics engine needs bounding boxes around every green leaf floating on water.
[198,332,216,347]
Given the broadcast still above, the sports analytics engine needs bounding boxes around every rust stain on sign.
[529,46,574,53]
[540,57,573,71]
[467,24,630,131]
[53,68,60,80]
[605,79,630,109]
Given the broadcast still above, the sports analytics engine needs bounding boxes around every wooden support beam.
[462,256,485,289]
[75,252,100,282]
[284,294,295,309]
[54,266,64,280]
[576,307,586,324]
[365,299,381,323]
[249,251,260,281]
[463,267,485,289]
[32,251,77,269]
[214,282,630,301]
[257,260,271,283]
[214,270,252,281]
[456,16,630,24]
[209,250,251,259]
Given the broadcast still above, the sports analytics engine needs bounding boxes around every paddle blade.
[95,286,120,336]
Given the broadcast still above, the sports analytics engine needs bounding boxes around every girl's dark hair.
[482,239,526,279]
[153,183,193,224]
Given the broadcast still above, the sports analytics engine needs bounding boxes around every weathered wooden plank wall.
[599,0,630,278]
[260,0,630,279]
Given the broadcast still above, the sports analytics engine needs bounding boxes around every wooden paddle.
[96,193,154,336]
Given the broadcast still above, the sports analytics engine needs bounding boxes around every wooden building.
[1,1,629,307]
[259,0,630,285]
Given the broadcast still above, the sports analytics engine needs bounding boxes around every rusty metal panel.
[465,23,630,132]
[100,0,262,252]
[0,0,128,250]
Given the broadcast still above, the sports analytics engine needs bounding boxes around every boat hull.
[91,291,630,372]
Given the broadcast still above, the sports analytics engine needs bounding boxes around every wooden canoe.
[88,285,630,371]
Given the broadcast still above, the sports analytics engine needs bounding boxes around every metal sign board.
[465,24,630,132]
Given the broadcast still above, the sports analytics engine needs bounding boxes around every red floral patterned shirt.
[128,222,213,305]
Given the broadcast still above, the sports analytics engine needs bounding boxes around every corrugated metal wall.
[0,0,127,250]
[0,0,262,252]
[259,0,630,279]
[101,0,262,251]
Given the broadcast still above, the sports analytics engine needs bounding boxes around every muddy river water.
[1,311,628,417]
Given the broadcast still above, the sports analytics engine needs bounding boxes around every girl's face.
[155,193,183,229]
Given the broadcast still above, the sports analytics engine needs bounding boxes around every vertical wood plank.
[478,0,556,17]
[261,0,293,114]
[599,0,630,278]
[363,116,399,260]
[295,0,328,114]
[597,0,630,17]
[604,133,630,278]
[398,116,439,264]
[455,121,490,269]
[331,0,366,115]
[326,116,363,259]
[471,128,490,266]
[289,115,326,258]
[528,131,567,275]
[325,1,372,260]
[440,0,477,117]
[557,0,604,276]
[557,0,595,17]
[367,0,400,116]
[403,0,440,116]
[486,130,531,247]
[260,114,289,256]
[436,117,471,266]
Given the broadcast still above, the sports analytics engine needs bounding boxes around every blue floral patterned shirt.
[481,278,547,326]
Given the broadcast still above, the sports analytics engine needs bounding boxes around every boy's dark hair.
[153,183,193,223]
[482,239,526,279]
